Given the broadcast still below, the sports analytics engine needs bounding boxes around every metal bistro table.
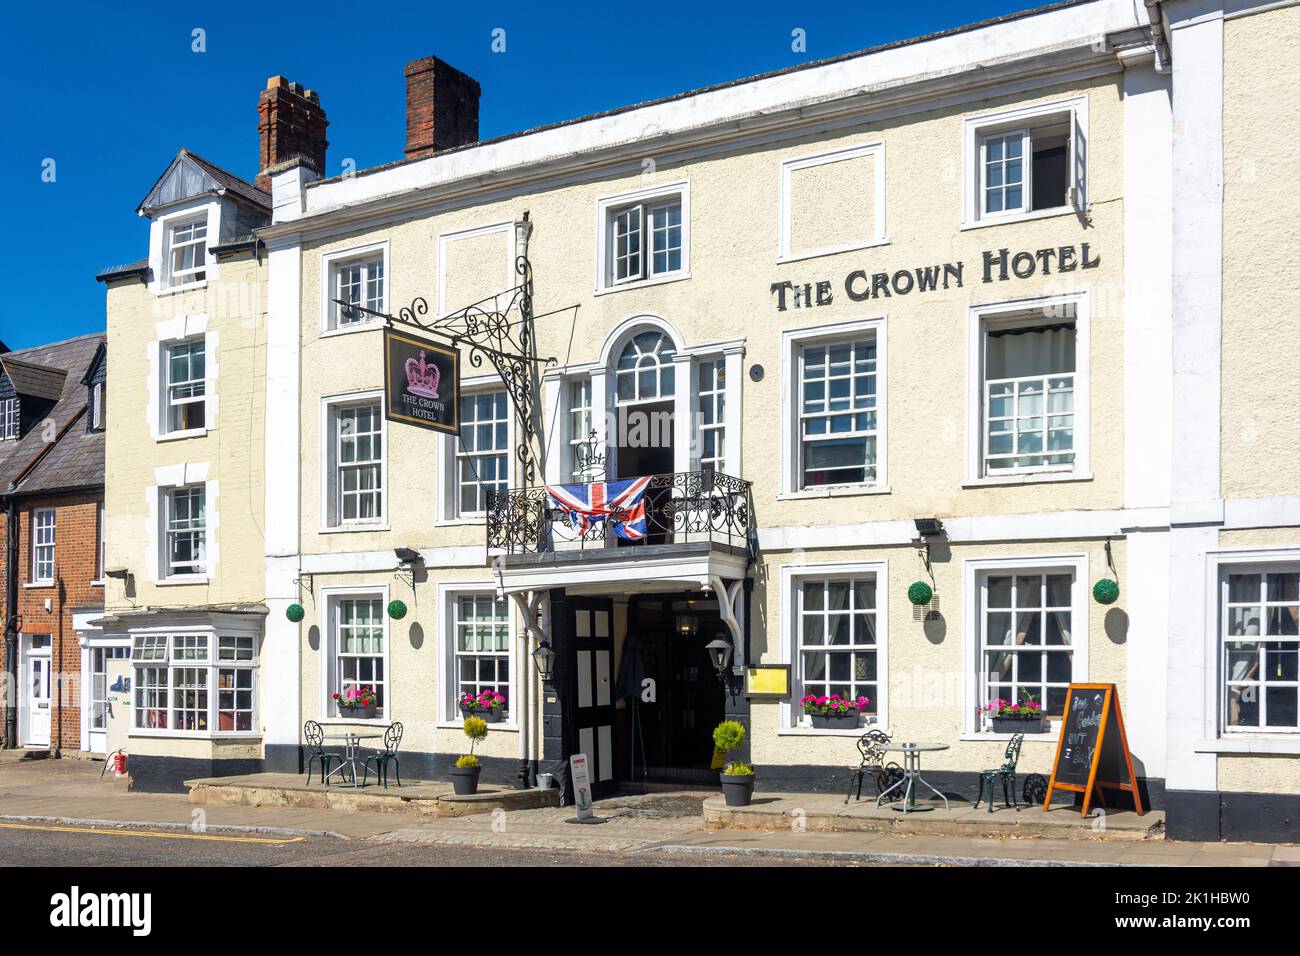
[876,742,951,813]
[322,731,383,788]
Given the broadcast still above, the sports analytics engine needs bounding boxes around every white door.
[23,637,52,747]
[87,645,128,753]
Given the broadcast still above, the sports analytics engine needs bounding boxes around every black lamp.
[531,641,556,681]
[705,636,733,680]
[394,547,422,565]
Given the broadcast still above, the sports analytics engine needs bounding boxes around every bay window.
[130,632,259,734]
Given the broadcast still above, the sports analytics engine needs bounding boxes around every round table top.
[880,742,950,752]
[322,732,383,740]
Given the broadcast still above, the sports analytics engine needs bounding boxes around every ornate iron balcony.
[487,471,754,558]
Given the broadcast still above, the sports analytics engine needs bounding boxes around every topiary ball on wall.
[1093,579,1120,605]
[388,599,408,620]
[907,581,934,606]
[285,603,305,623]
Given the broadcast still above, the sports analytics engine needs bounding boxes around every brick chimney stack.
[256,76,329,192]
[404,56,481,160]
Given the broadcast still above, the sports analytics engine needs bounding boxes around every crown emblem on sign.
[404,351,441,399]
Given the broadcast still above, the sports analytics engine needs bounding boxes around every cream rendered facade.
[99,156,269,791]
[231,0,1298,841]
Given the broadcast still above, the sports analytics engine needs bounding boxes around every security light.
[913,517,945,538]
[394,547,422,565]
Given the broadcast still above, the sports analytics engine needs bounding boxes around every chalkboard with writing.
[1043,683,1144,817]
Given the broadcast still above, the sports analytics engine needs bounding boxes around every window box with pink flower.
[334,686,378,720]
[984,695,1048,734]
[458,689,506,723]
[801,694,869,730]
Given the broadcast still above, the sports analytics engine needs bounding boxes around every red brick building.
[0,334,107,755]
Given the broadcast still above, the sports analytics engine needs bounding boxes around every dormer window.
[0,396,16,441]
[167,217,208,288]
[89,382,105,432]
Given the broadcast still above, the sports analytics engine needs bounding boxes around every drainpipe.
[54,574,65,758]
[2,494,16,749]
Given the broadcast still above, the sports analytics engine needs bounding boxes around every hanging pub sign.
[383,328,459,433]
[1043,682,1144,818]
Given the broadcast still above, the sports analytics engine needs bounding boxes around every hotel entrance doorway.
[619,594,727,784]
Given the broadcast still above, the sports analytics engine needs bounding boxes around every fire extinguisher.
[113,750,128,777]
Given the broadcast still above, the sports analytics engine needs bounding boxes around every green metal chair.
[303,720,343,786]
[972,732,1025,813]
[362,722,404,788]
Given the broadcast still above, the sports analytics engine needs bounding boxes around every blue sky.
[0,0,1041,350]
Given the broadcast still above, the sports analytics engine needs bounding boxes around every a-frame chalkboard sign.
[1043,683,1144,817]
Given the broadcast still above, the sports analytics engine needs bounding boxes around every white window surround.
[778,142,888,263]
[594,182,691,295]
[778,560,890,736]
[1198,548,1300,753]
[318,585,391,723]
[436,222,517,318]
[437,373,513,525]
[147,464,217,586]
[961,553,1089,738]
[319,390,388,533]
[150,318,217,442]
[128,625,260,739]
[149,201,221,295]
[964,293,1090,486]
[319,241,389,336]
[436,581,519,729]
[31,508,55,584]
[779,315,889,499]
[961,96,1087,230]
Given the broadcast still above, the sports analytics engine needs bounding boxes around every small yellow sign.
[710,746,727,770]
[744,665,791,698]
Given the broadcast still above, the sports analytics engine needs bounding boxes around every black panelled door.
[569,597,616,797]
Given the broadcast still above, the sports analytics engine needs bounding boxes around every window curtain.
[986,326,1075,378]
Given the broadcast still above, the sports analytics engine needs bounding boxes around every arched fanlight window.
[615,330,676,404]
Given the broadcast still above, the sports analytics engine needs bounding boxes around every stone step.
[186,771,560,819]
[703,795,1164,842]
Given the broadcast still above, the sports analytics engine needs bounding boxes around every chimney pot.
[404,55,481,160]
[257,76,329,192]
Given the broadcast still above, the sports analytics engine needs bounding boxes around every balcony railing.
[487,471,754,558]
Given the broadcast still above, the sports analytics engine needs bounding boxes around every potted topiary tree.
[450,716,488,795]
[713,719,755,807]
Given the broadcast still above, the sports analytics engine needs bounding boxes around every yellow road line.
[0,822,304,845]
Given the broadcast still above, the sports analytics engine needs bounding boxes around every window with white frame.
[164,338,206,433]
[982,314,1076,476]
[978,570,1075,721]
[0,396,16,440]
[698,358,726,474]
[565,377,594,481]
[167,218,208,287]
[599,187,687,290]
[455,390,508,515]
[330,254,385,330]
[796,576,880,720]
[452,593,510,717]
[798,336,878,488]
[130,632,258,733]
[31,508,55,583]
[330,402,384,525]
[967,101,1083,224]
[164,485,206,578]
[1221,569,1300,732]
[615,331,675,405]
[90,381,105,431]
[330,597,385,717]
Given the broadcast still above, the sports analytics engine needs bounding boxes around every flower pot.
[449,765,482,795]
[338,701,377,720]
[809,712,861,730]
[459,704,504,724]
[992,716,1048,734]
[720,772,756,807]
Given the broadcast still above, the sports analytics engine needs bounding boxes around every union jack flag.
[545,476,652,541]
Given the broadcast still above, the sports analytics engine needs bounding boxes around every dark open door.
[570,597,616,797]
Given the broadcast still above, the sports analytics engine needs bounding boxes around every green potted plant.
[984,694,1048,734]
[713,720,755,807]
[450,716,488,795]
[801,693,869,729]
[458,689,506,723]
[334,686,378,720]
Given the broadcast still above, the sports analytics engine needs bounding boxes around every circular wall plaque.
[749,364,765,382]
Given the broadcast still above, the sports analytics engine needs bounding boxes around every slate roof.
[136,148,269,216]
[0,333,105,497]
[96,259,150,283]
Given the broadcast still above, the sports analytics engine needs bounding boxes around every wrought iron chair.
[362,721,404,789]
[846,729,895,804]
[304,720,342,786]
[972,732,1026,813]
